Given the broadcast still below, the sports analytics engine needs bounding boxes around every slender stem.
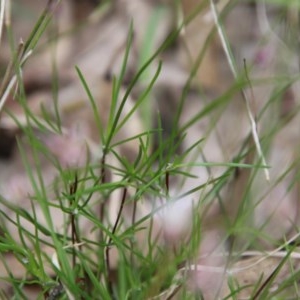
[71,213,76,268]
[0,0,5,45]
[209,0,269,181]
[99,150,107,242]
[69,173,80,268]
[165,169,170,196]
[130,188,138,265]
[105,186,127,295]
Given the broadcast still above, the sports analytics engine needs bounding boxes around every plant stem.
[105,186,127,296]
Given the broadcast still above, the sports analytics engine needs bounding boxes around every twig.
[209,0,270,181]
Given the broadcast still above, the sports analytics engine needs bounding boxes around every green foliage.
[1,1,300,299]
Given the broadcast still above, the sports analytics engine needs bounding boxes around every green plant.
[1,1,300,299]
